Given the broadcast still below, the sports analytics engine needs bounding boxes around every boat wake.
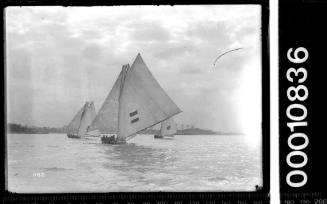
[42,167,73,172]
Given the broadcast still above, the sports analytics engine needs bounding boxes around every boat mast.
[117,64,130,140]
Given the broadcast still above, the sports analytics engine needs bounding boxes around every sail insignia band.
[131,118,139,124]
[129,110,138,117]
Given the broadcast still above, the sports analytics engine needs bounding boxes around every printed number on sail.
[130,110,139,124]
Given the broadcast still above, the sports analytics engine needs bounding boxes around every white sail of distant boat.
[88,53,182,144]
[161,117,177,136]
[67,102,88,138]
[154,117,177,139]
[67,101,96,138]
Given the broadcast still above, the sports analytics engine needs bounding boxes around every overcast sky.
[6,6,262,135]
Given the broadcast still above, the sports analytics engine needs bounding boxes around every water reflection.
[8,134,262,192]
[101,143,177,174]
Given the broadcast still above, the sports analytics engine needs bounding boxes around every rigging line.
[213,47,243,67]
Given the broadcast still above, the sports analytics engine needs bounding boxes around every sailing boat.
[154,117,177,139]
[67,101,96,138]
[87,53,182,144]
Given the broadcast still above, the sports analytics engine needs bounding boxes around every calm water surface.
[7,134,262,193]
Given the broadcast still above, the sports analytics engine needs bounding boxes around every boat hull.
[154,134,164,139]
[101,135,126,144]
[67,134,81,139]
[154,135,174,139]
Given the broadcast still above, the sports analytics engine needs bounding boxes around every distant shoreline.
[6,123,244,135]
[6,123,66,134]
[140,128,244,135]
[7,132,245,136]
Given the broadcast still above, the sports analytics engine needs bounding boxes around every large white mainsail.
[118,53,182,140]
[67,102,89,135]
[160,117,177,136]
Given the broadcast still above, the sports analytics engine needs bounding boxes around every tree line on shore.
[7,123,67,134]
[7,123,241,135]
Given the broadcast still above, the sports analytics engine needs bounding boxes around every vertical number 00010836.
[285,47,309,188]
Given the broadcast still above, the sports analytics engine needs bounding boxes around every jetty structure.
[67,101,96,138]
[87,53,182,144]
[154,117,177,139]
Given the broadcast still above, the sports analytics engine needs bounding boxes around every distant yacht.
[87,53,182,144]
[67,101,96,138]
[154,117,177,139]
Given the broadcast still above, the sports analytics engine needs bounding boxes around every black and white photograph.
[5,5,263,193]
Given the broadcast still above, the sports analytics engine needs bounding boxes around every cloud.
[81,43,103,60]
[187,21,231,44]
[179,62,205,75]
[153,41,199,60]
[128,21,172,42]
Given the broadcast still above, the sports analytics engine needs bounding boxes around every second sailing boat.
[87,53,182,144]
[67,101,96,138]
[154,117,177,139]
